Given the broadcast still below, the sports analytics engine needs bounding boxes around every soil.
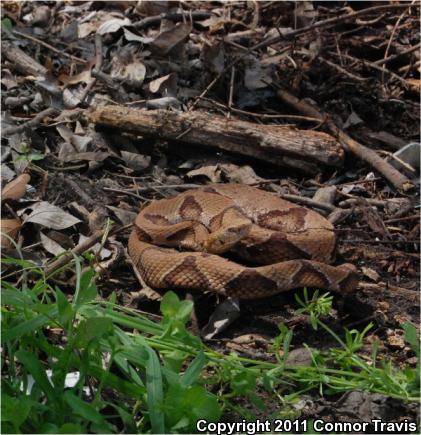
[1,0,419,431]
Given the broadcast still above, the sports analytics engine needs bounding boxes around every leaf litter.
[1,0,419,427]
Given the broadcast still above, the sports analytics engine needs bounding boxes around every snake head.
[203,223,251,254]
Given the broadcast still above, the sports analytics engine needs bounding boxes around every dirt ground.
[1,0,420,430]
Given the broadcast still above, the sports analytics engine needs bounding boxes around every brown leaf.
[0,218,21,248]
[151,22,192,55]
[1,173,30,201]
[186,165,222,183]
[219,164,263,184]
[362,267,380,282]
[149,73,177,96]
[359,199,390,238]
[23,201,81,229]
[110,61,146,89]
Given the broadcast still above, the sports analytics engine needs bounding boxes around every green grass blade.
[182,352,206,388]
[2,307,58,343]
[15,350,57,403]
[144,346,165,434]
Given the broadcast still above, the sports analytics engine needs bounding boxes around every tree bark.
[89,106,345,174]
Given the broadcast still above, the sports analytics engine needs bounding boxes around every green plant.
[14,143,46,165]
[1,17,13,32]
[2,258,419,433]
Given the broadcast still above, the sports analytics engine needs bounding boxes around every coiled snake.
[129,184,358,299]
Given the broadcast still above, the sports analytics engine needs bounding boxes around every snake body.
[129,184,358,299]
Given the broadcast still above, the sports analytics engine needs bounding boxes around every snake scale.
[128,184,358,299]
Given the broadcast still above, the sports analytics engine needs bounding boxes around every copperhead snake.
[128,184,358,299]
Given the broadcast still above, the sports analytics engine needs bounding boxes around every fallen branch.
[3,107,58,137]
[359,281,419,303]
[133,11,212,29]
[276,89,414,192]
[2,40,47,76]
[89,106,345,174]
[44,224,131,277]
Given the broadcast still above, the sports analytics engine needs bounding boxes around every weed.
[1,257,419,433]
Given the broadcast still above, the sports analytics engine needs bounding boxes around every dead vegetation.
[1,0,420,429]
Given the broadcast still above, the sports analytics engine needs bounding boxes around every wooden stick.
[3,107,58,136]
[2,40,47,76]
[279,193,336,212]
[276,89,414,192]
[133,11,212,29]
[12,30,86,64]
[359,281,419,303]
[88,106,345,173]
[44,224,131,277]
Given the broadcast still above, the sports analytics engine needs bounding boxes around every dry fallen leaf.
[187,165,222,183]
[0,218,22,248]
[40,232,66,256]
[97,17,132,35]
[149,73,177,96]
[362,267,381,282]
[1,164,16,183]
[110,61,146,88]
[2,173,30,201]
[107,205,137,225]
[23,202,81,230]
[219,164,263,184]
[151,22,192,55]
[57,126,92,152]
[202,42,225,74]
[120,151,151,171]
[123,28,154,44]
[244,57,272,90]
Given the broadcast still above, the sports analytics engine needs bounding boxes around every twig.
[102,187,149,201]
[125,248,150,289]
[319,57,368,82]
[190,3,417,113]
[379,150,417,174]
[379,1,415,83]
[343,239,419,245]
[276,89,414,192]
[108,184,202,193]
[374,42,421,66]
[73,34,103,108]
[251,3,419,51]
[2,107,58,136]
[227,66,235,118]
[399,59,421,73]
[355,13,386,25]
[279,193,336,212]
[12,30,87,64]
[133,11,212,29]
[44,224,131,276]
[329,51,409,88]
[201,97,321,122]
[384,215,420,224]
